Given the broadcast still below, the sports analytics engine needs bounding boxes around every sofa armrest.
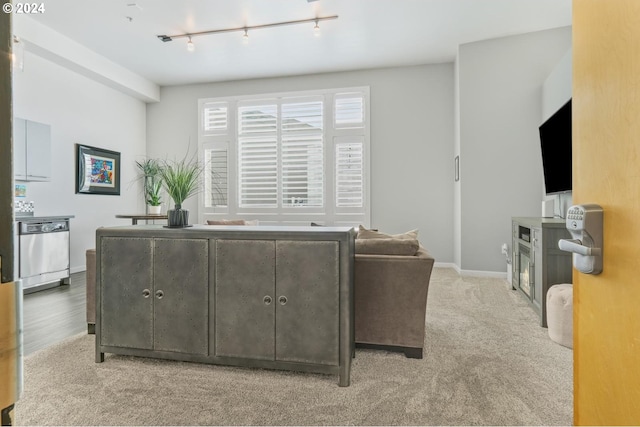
[354,246,435,350]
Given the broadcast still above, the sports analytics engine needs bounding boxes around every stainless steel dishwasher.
[18,218,71,293]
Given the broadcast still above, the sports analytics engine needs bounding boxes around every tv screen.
[539,99,572,195]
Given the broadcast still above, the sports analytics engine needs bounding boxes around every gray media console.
[95,225,356,386]
[511,217,572,327]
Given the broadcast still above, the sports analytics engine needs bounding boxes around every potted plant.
[146,179,163,215]
[160,153,202,227]
[135,158,163,214]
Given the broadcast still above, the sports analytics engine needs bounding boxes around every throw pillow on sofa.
[206,219,260,226]
[357,225,418,240]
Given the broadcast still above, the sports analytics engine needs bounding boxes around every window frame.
[198,86,370,226]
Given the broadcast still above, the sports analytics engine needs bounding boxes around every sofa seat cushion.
[355,238,420,256]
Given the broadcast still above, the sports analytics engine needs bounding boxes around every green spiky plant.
[145,179,163,207]
[160,153,202,226]
[135,158,163,210]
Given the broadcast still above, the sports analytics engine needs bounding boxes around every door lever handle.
[558,238,601,256]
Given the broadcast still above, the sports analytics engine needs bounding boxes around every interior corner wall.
[457,26,572,273]
[12,52,147,272]
[146,64,455,263]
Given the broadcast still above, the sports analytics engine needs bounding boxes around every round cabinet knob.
[142,289,151,298]
[278,296,287,305]
[263,295,272,305]
[155,290,164,299]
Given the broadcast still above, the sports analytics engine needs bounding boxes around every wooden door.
[154,238,208,355]
[573,1,640,423]
[275,241,339,366]
[214,239,275,360]
[100,237,153,350]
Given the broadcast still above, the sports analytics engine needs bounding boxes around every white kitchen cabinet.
[14,118,51,182]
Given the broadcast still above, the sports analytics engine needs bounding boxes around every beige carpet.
[15,267,572,426]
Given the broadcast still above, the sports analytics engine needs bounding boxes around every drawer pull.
[155,290,164,299]
[263,295,272,305]
[278,296,287,305]
[142,289,151,298]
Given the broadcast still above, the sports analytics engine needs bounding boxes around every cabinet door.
[533,227,543,308]
[25,120,51,181]
[13,118,26,180]
[154,238,208,355]
[275,241,339,366]
[215,240,275,360]
[100,237,153,350]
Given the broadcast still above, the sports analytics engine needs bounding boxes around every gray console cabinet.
[511,217,573,327]
[96,225,355,386]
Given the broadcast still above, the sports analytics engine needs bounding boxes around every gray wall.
[12,52,147,272]
[456,26,572,273]
[146,64,455,263]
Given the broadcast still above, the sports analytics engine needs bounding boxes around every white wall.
[12,52,146,272]
[456,26,572,273]
[146,64,455,263]
[542,47,572,121]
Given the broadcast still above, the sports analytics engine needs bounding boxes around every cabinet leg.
[96,352,104,363]
[87,323,95,335]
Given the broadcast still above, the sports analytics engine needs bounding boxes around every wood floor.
[22,272,87,356]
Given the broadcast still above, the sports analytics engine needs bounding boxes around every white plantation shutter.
[199,87,369,225]
[238,105,278,207]
[281,101,323,207]
[204,145,228,208]
[202,102,228,135]
[334,93,364,128]
[335,137,364,208]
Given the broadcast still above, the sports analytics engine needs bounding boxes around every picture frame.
[76,144,121,195]
[454,155,460,182]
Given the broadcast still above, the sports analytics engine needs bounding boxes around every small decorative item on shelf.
[160,152,202,228]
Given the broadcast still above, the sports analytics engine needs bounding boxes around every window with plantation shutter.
[202,102,228,135]
[199,87,369,226]
[281,101,323,207]
[204,144,228,208]
[238,105,278,207]
[335,93,364,128]
[335,137,364,208]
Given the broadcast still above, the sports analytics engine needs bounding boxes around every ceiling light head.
[158,35,172,42]
[186,36,195,52]
[243,29,249,44]
[313,20,321,37]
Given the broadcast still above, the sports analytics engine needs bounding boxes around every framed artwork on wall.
[76,144,121,195]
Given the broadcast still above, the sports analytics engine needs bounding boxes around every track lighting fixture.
[157,15,338,46]
[243,29,249,44]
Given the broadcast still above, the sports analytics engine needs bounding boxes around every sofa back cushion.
[355,238,420,256]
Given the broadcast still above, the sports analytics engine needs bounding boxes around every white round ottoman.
[546,283,573,348]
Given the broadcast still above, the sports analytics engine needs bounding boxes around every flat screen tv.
[539,99,572,195]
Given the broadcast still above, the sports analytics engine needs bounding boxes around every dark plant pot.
[167,206,189,227]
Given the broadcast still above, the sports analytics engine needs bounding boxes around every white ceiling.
[29,0,572,87]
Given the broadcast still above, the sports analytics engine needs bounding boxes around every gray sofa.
[354,245,434,358]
